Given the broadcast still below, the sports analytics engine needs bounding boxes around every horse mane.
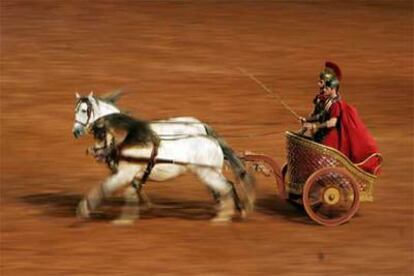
[93,113,160,147]
[95,90,134,114]
[98,89,124,104]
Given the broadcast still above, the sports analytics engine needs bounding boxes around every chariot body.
[240,131,383,226]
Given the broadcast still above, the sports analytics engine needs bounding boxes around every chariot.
[240,131,383,226]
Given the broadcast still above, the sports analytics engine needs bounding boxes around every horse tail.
[203,124,256,211]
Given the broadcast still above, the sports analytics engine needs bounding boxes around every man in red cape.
[301,62,382,174]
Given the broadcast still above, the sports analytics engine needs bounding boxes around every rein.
[157,131,284,140]
[119,154,221,170]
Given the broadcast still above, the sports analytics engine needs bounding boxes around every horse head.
[72,91,121,138]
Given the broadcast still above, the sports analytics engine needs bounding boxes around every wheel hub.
[323,187,340,205]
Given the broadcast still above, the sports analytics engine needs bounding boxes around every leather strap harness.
[128,144,159,188]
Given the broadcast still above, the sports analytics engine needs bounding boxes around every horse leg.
[194,168,236,222]
[207,188,220,204]
[113,186,140,225]
[132,178,153,210]
[76,184,105,219]
[213,187,236,223]
[228,180,247,219]
[138,189,153,210]
[110,164,145,225]
[77,162,142,224]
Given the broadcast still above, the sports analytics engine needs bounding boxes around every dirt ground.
[1,1,413,275]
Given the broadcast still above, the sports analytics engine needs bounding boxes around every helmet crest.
[324,61,342,81]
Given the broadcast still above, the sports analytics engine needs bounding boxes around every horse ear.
[88,91,94,97]
[76,92,80,99]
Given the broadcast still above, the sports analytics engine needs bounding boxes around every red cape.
[322,101,381,174]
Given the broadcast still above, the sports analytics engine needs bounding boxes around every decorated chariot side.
[239,131,383,226]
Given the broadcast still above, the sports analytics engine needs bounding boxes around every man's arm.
[303,117,338,130]
[301,112,323,123]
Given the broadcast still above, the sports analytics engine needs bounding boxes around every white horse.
[72,92,254,224]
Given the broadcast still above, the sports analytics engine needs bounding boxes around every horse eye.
[81,109,87,113]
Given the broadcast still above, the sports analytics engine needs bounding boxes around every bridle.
[75,97,94,127]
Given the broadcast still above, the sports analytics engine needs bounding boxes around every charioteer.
[300,61,341,142]
[300,62,381,174]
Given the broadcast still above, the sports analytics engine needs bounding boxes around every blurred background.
[1,0,412,275]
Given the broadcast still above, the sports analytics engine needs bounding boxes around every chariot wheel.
[302,167,360,226]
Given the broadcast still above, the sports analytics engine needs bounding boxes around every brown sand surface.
[1,1,413,275]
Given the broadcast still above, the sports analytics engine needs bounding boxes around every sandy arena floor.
[1,1,413,275]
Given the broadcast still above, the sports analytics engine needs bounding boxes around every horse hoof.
[111,219,135,226]
[239,209,247,219]
[211,218,231,223]
[210,215,233,223]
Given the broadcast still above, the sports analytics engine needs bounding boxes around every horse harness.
[120,144,159,188]
[90,126,161,188]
